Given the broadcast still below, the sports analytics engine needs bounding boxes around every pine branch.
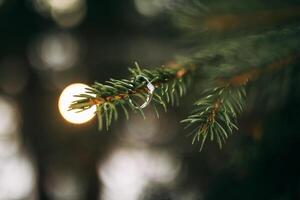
[181,86,246,151]
[69,51,299,149]
[182,51,300,150]
[70,63,194,130]
[68,3,300,150]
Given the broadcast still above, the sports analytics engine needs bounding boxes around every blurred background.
[0,0,299,200]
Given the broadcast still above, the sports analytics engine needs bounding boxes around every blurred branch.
[172,1,300,33]
[202,7,300,32]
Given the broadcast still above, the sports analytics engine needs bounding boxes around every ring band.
[129,75,155,109]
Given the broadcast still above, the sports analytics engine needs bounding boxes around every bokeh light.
[58,83,96,124]
[0,153,37,200]
[39,33,79,70]
[27,31,88,90]
[0,96,20,157]
[51,4,86,28]
[0,136,20,158]
[32,0,87,28]
[0,96,37,199]
[28,31,81,72]
[134,0,171,17]
[98,147,182,200]
[46,0,83,12]
[0,97,19,136]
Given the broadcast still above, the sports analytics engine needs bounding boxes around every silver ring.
[129,75,155,109]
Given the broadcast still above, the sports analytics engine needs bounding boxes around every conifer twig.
[70,63,194,130]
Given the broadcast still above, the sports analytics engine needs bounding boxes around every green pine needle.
[181,86,246,151]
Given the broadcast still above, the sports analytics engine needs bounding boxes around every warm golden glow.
[58,83,96,124]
